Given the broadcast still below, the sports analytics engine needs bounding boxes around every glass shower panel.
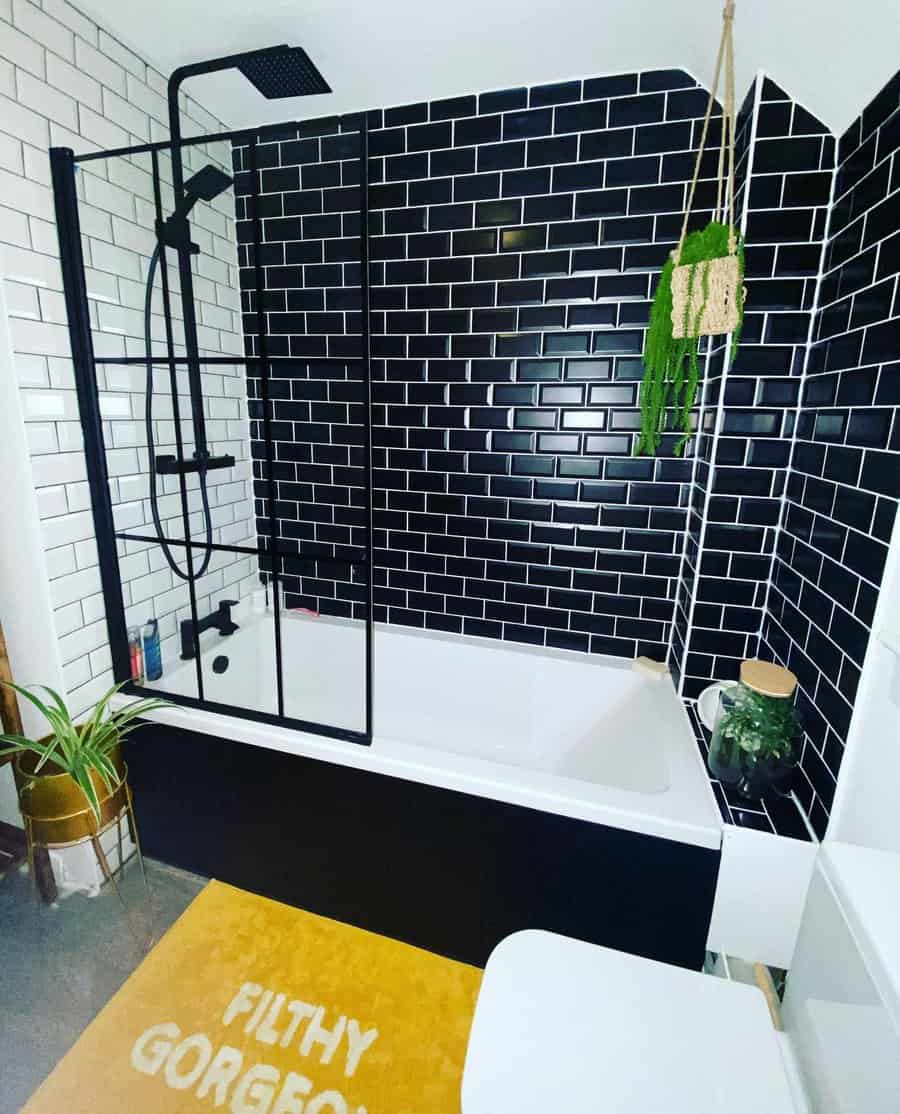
[158,541,278,719]
[52,109,372,743]
[267,354,369,735]
[118,536,200,703]
[236,116,371,739]
[83,144,262,707]
[275,550,368,736]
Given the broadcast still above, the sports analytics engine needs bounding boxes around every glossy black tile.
[431,94,477,120]
[665,88,715,120]
[605,156,661,187]
[528,135,579,166]
[583,73,638,99]
[477,140,527,171]
[455,115,502,146]
[503,108,554,140]
[432,147,477,177]
[479,87,528,114]
[384,102,428,127]
[503,167,553,196]
[580,128,635,160]
[609,93,665,127]
[554,100,609,134]
[524,193,575,222]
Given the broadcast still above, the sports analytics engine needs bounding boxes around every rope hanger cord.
[638,1,743,455]
[675,2,737,264]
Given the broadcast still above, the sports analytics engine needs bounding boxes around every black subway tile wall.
[231,67,900,839]
[762,71,900,838]
[675,76,838,834]
[233,70,720,658]
[680,78,833,696]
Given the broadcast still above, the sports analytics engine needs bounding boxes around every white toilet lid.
[462,930,797,1114]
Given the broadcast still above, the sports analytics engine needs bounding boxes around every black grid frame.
[50,113,375,746]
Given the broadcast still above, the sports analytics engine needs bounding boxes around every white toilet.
[461,839,900,1113]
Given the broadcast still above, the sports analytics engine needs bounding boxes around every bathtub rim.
[116,619,723,851]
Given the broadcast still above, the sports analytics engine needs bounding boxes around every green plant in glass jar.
[707,660,800,799]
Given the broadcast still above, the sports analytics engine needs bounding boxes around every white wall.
[0,276,64,823]
[72,0,900,137]
[0,0,257,716]
[828,510,900,852]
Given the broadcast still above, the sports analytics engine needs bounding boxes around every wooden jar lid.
[740,658,797,698]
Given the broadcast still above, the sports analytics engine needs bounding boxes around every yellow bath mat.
[23,880,482,1113]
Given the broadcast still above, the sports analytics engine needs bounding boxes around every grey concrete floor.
[0,855,206,1113]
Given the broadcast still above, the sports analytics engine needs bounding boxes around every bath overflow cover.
[212,655,229,674]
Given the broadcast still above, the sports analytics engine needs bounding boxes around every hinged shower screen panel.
[49,113,374,745]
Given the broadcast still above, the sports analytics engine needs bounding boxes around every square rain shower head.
[237,46,331,99]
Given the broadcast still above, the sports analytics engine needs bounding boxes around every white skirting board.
[707,825,818,970]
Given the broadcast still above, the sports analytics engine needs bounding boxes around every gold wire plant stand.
[15,743,148,905]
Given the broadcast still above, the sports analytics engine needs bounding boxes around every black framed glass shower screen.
[49,113,374,745]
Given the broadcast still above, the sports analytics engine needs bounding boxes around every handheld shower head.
[158,163,232,253]
[184,163,233,204]
[162,163,233,238]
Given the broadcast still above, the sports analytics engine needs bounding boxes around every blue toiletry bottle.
[142,619,163,681]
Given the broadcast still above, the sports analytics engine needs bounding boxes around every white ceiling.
[81,0,898,138]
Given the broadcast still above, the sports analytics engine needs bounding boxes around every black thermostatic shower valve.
[155,453,236,476]
[155,216,200,255]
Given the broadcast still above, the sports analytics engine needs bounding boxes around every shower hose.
[144,244,214,580]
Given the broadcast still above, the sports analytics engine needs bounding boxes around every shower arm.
[165,47,290,465]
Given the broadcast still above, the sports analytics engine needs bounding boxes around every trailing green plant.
[717,684,797,760]
[0,681,169,823]
[638,220,745,457]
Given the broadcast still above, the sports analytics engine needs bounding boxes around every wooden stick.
[0,621,24,743]
[0,621,57,902]
[753,962,783,1031]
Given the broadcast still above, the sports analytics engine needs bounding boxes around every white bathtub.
[140,611,722,850]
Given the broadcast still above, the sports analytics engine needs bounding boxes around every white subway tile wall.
[1,0,257,712]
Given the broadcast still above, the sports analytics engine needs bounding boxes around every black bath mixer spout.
[180,600,240,660]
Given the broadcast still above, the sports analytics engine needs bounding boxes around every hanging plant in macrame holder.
[638,2,745,457]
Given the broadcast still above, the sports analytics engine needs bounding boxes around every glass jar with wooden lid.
[707,659,801,799]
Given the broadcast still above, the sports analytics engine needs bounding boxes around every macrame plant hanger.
[638,2,745,457]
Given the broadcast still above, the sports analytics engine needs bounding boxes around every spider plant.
[0,681,169,824]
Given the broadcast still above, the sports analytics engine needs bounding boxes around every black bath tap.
[180,600,239,660]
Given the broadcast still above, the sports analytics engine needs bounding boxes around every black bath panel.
[125,724,720,970]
